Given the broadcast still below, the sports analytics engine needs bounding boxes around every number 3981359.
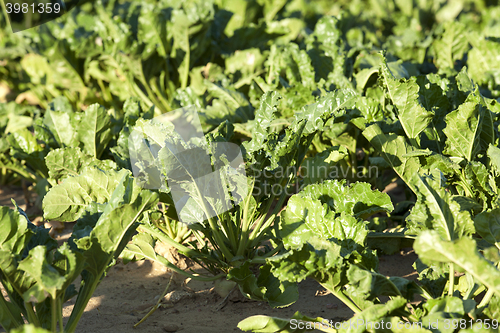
[5,2,61,14]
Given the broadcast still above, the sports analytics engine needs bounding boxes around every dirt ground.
[0,185,418,333]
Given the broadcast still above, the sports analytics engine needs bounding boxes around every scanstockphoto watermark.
[289,319,499,331]
[289,319,423,331]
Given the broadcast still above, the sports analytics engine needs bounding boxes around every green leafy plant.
[0,96,154,213]
[121,91,313,308]
[0,169,158,332]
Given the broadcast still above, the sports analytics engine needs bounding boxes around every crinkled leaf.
[243,91,281,154]
[46,147,117,183]
[282,188,374,251]
[293,89,358,136]
[297,180,393,220]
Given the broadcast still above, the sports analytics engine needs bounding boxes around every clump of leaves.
[0,169,158,332]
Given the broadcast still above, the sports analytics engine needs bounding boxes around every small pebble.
[163,324,179,332]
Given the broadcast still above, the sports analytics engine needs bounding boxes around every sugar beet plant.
[2,0,500,332]
[121,90,366,307]
[0,170,158,332]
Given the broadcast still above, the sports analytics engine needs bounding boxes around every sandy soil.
[0,185,418,333]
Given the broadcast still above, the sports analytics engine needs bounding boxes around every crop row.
[1,0,500,332]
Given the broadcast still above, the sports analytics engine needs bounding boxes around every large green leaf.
[362,124,421,193]
[379,56,433,139]
[346,265,416,302]
[474,208,500,249]
[488,144,500,175]
[268,238,345,285]
[274,180,382,297]
[243,91,281,155]
[76,103,114,159]
[42,168,131,221]
[432,21,469,70]
[0,206,32,254]
[18,244,84,302]
[42,112,75,148]
[0,207,31,330]
[0,207,37,301]
[467,35,500,87]
[414,231,500,297]
[66,173,158,331]
[442,88,489,161]
[45,147,117,183]
[298,180,393,220]
[227,262,298,308]
[406,171,475,240]
[18,246,65,301]
[281,179,390,251]
[7,128,48,178]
